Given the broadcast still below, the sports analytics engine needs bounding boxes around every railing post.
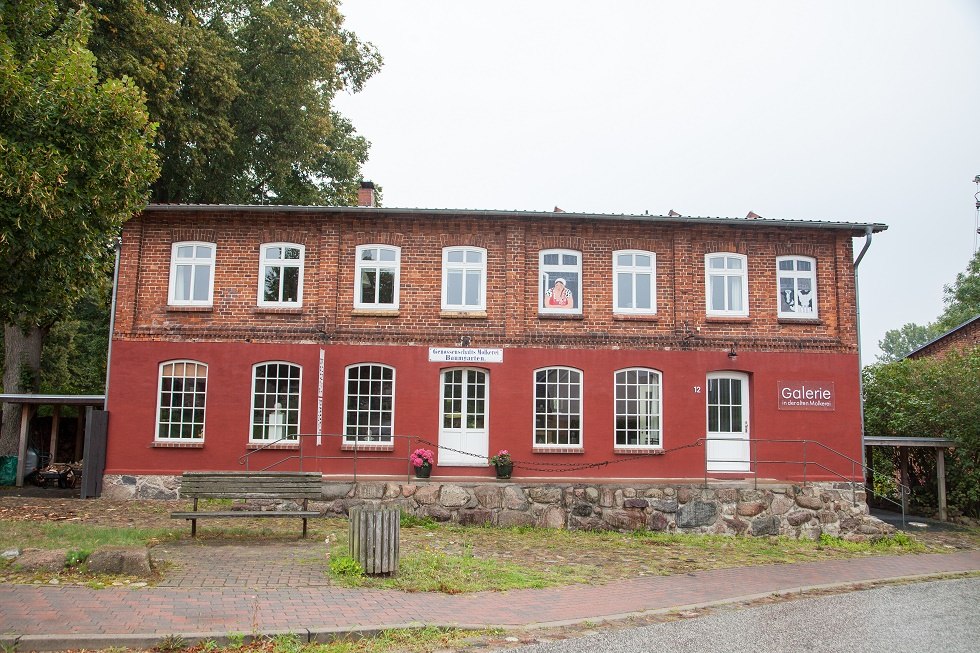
[703,438,708,488]
[802,440,808,488]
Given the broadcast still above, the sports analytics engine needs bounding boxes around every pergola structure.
[863,436,957,521]
[0,394,105,489]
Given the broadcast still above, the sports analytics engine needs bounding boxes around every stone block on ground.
[86,547,152,576]
[14,549,67,572]
[677,500,717,528]
[458,508,494,526]
[750,515,780,537]
[497,510,534,528]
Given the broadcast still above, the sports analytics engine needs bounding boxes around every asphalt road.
[511,577,980,653]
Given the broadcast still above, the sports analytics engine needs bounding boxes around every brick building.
[906,315,980,360]
[103,198,886,485]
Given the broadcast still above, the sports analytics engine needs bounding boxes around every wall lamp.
[728,342,738,360]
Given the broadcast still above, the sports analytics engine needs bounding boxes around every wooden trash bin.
[349,507,400,575]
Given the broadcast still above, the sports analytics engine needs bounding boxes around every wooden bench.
[171,471,322,537]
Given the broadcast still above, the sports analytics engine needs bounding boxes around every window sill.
[352,309,400,317]
[166,305,212,313]
[254,306,303,315]
[704,316,751,323]
[614,447,665,455]
[612,313,659,322]
[532,447,584,454]
[340,443,395,452]
[152,441,204,448]
[246,443,299,450]
[537,313,584,320]
[778,317,822,325]
[440,310,487,319]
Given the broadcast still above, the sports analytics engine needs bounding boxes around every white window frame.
[354,244,400,310]
[705,252,749,317]
[441,246,486,311]
[257,243,304,307]
[250,362,302,443]
[155,360,208,441]
[776,255,818,319]
[168,242,215,306]
[613,250,657,314]
[343,363,395,444]
[533,366,583,448]
[539,249,582,315]
[614,368,663,449]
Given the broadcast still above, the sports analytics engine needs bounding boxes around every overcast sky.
[335,0,980,360]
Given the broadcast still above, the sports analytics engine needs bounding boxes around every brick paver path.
[1,549,978,640]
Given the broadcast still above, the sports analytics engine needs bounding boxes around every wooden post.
[349,507,400,575]
[936,448,947,522]
[899,446,910,515]
[74,409,85,461]
[48,405,61,464]
[15,404,30,487]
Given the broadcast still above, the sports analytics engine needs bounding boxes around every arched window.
[258,243,304,306]
[250,362,301,442]
[533,367,582,447]
[614,368,662,448]
[156,361,207,440]
[344,364,395,443]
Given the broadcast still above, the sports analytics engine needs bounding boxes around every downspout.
[853,226,873,472]
[103,238,122,413]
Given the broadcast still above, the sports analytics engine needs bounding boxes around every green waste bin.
[0,456,17,486]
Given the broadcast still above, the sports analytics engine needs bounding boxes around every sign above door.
[428,348,504,364]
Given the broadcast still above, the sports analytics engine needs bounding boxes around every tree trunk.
[0,322,46,456]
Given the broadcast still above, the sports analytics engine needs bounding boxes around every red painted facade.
[104,205,886,482]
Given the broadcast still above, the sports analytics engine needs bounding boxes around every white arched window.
[156,360,208,440]
[250,362,301,442]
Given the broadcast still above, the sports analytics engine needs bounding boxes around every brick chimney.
[358,181,376,207]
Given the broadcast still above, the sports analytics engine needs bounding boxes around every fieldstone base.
[101,474,893,539]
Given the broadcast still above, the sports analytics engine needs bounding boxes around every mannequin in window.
[545,277,573,308]
[267,402,285,440]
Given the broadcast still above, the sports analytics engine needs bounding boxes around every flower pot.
[414,464,432,479]
[494,462,513,480]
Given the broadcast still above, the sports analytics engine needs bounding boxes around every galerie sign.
[777,381,835,411]
[428,348,504,364]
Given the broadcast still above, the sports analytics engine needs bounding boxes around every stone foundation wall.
[102,474,892,539]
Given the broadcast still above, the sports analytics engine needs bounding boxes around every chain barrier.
[414,437,703,473]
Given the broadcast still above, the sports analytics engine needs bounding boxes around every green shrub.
[329,554,364,578]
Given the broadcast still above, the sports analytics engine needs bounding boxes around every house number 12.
[693,386,702,393]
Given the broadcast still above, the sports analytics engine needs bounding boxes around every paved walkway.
[1,547,978,651]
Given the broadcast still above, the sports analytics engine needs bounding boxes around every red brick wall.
[113,208,858,355]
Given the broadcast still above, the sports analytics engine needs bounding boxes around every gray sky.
[335,0,980,360]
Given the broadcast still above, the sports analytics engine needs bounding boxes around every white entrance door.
[706,372,750,472]
[439,368,489,466]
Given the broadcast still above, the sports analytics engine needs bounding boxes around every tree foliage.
[74,0,382,204]
[863,348,980,517]
[0,0,158,327]
[876,250,980,361]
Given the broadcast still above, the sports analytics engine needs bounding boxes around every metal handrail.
[696,436,909,526]
[237,432,422,482]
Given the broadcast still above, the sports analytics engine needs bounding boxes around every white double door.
[438,368,489,466]
[706,372,750,472]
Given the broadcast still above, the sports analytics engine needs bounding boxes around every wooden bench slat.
[172,511,319,519]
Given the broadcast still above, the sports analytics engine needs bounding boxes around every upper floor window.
[250,362,301,443]
[355,245,400,309]
[776,256,817,318]
[539,250,581,314]
[705,253,748,317]
[169,242,215,306]
[534,367,582,447]
[613,250,656,314]
[614,368,662,448]
[259,243,304,306]
[156,360,207,440]
[344,364,395,443]
[442,247,486,311]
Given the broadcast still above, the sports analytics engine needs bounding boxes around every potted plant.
[489,449,513,479]
[410,448,435,478]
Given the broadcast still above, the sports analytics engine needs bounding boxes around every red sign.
[777,381,835,411]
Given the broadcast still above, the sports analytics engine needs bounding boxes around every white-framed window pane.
[617,273,633,308]
[157,361,207,440]
[534,368,582,446]
[170,242,215,305]
[615,369,662,448]
[705,252,747,316]
[251,363,301,441]
[354,245,400,309]
[776,256,818,318]
[710,276,726,311]
[727,276,743,312]
[442,247,486,310]
[259,242,303,306]
[344,364,395,443]
[635,274,652,309]
[613,250,656,314]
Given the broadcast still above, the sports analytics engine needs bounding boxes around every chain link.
[414,437,703,473]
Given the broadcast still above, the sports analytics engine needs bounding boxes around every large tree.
[74,0,382,204]
[0,0,159,455]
